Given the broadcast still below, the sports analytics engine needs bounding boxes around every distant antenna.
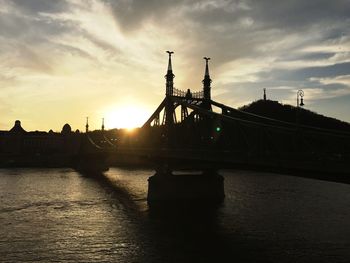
[102,118,105,131]
[263,88,267,101]
[85,117,89,133]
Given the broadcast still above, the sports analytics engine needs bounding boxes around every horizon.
[0,0,349,131]
[3,97,349,133]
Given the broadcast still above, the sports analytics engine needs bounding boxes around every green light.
[216,127,221,132]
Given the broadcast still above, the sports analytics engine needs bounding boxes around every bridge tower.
[202,57,212,110]
[165,51,174,97]
[143,52,215,129]
[163,51,176,127]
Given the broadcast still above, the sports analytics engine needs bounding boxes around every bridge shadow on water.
[78,170,271,263]
[77,170,143,214]
[146,203,271,263]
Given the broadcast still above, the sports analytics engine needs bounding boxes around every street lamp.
[297,90,305,107]
[296,90,305,127]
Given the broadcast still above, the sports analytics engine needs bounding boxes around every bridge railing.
[173,88,186,97]
[192,90,204,99]
[173,88,204,99]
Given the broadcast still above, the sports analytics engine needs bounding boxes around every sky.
[0,0,349,131]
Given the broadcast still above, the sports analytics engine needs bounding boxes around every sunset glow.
[0,0,349,132]
[104,105,151,129]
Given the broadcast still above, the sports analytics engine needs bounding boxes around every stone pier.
[147,168,225,205]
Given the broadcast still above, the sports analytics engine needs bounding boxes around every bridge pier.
[147,168,225,205]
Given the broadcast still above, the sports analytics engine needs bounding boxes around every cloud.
[316,75,350,86]
[11,0,70,14]
[102,0,350,107]
[259,62,350,82]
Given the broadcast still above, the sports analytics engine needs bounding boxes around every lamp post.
[297,90,305,107]
[296,90,305,128]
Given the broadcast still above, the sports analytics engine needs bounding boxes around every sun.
[104,105,150,129]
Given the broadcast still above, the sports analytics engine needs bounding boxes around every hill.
[238,99,350,132]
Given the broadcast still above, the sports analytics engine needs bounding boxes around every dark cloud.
[0,12,74,40]
[105,0,350,34]
[0,0,85,75]
[295,62,350,79]
[260,62,350,81]
[0,12,29,38]
[247,0,350,30]
[11,0,69,14]
[0,0,119,60]
[103,0,179,31]
[3,0,348,66]
[317,83,349,91]
[0,0,79,44]
[278,52,336,62]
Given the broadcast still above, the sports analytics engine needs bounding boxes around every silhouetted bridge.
[79,52,350,203]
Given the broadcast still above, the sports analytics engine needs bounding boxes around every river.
[0,168,349,262]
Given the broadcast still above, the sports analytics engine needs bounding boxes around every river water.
[0,168,350,263]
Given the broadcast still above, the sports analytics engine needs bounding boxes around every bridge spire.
[163,51,176,134]
[165,51,175,96]
[202,57,212,110]
[85,117,89,133]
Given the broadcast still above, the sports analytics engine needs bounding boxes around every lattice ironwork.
[172,88,204,99]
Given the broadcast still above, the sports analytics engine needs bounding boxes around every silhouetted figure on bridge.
[186,89,192,99]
